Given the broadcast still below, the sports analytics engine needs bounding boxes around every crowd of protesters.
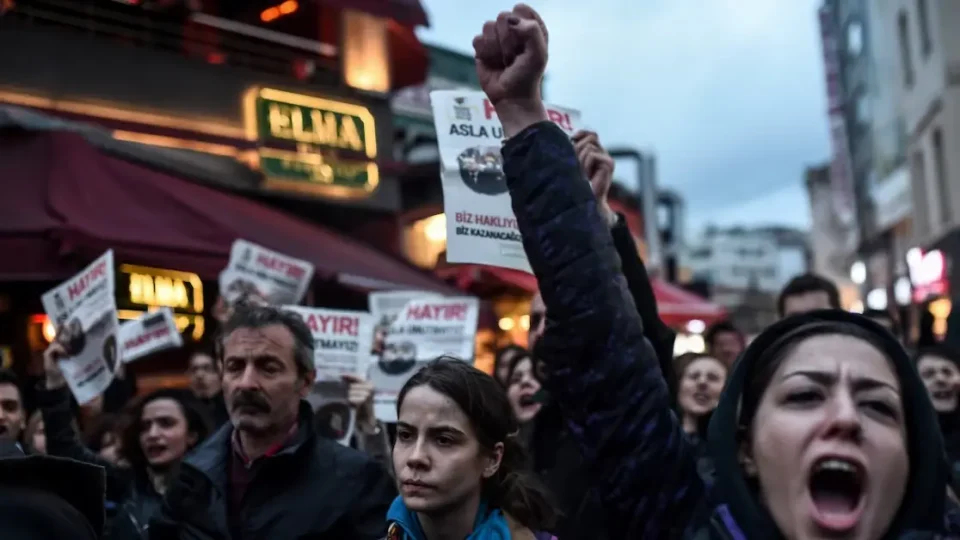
[4,4,960,539]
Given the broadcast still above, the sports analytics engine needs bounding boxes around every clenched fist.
[473,4,550,138]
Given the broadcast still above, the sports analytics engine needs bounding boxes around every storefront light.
[894,277,912,306]
[423,214,447,243]
[342,10,391,93]
[865,288,888,310]
[685,319,706,334]
[42,317,56,343]
[498,317,516,331]
[850,261,866,285]
[519,314,530,331]
[850,300,864,313]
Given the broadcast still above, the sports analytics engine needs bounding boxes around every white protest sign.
[219,239,314,306]
[284,306,374,381]
[430,90,583,272]
[117,308,183,363]
[285,306,376,446]
[369,296,479,421]
[41,251,119,405]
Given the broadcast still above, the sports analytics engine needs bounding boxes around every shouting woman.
[473,4,960,537]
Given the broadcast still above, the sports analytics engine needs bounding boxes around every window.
[912,149,931,232]
[932,129,951,225]
[917,0,932,57]
[898,11,915,87]
[846,20,863,57]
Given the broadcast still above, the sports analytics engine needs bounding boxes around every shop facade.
[0,0,469,385]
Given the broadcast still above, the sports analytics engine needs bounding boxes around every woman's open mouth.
[807,457,866,533]
[693,392,713,406]
[932,389,955,401]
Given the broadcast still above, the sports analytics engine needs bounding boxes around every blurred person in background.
[186,349,228,428]
[39,341,210,540]
[22,410,45,455]
[151,303,395,539]
[915,345,960,486]
[704,320,745,368]
[673,353,727,439]
[0,368,25,444]
[85,413,124,466]
[777,273,841,318]
[388,358,557,540]
[492,344,527,387]
[505,350,543,428]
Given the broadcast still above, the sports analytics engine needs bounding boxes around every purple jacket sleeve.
[502,121,703,537]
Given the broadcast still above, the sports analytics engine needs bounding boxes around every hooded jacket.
[502,120,960,539]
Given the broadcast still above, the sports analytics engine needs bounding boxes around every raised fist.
[573,130,616,226]
[472,4,548,106]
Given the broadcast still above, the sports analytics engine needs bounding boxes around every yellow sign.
[243,87,379,199]
[118,265,205,340]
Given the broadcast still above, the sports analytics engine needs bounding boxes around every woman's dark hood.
[706,310,948,538]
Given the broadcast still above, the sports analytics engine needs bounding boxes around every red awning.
[436,265,538,294]
[653,279,726,327]
[0,130,458,294]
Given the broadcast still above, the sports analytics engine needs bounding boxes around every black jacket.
[37,386,158,540]
[148,401,396,540]
[0,438,106,540]
[527,213,676,540]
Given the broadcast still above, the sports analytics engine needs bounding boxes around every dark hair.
[0,369,23,404]
[777,273,841,316]
[84,414,122,452]
[119,388,210,472]
[704,320,743,348]
[493,345,527,386]
[673,352,726,380]
[914,344,960,367]
[216,302,315,377]
[739,322,890,431]
[397,358,557,531]
[504,350,535,386]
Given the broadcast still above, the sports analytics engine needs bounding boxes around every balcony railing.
[4,0,340,82]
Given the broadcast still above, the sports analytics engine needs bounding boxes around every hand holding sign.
[343,374,377,433]
[573,130,616,227]
[43,341,67,390]
[473,4,550,138]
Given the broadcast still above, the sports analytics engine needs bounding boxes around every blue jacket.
[501,120,960,539]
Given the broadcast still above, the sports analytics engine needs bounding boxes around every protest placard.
[430,90,583,272]
[368,294,479,421]
[41,251,119,405]
[117,308,183,364]
[285,306,375,445]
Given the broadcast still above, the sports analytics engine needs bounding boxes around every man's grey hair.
[217,302,315,376]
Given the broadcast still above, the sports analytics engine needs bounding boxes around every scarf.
[386,496,513,540]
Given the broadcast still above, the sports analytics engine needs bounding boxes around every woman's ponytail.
[486,435,558,531]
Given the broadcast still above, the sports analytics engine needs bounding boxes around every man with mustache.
[150,303,395,539]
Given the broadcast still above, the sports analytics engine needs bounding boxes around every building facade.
[687,225,809,331]
[0,0,452,385]
[887,0,960,342]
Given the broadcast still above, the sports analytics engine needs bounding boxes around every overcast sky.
[417,0,831,235]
